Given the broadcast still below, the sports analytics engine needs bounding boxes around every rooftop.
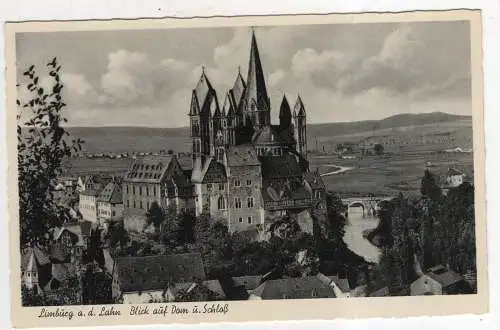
[124,155,174,183]
[115,253,206,293]
[251,275,336,300]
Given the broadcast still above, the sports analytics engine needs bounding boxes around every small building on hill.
[114,253,206,304]
[410,265,474,296]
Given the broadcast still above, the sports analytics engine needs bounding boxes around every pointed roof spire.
[194,66,215,109]
[244,28,269,111]
[279,94,292,128]
[231,67,246,110]
[223,92,235,117]
[294,94,306,117]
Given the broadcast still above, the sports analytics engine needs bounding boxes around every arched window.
[247,197,254,208]
[235,198,242,209]
[217,196,226,210]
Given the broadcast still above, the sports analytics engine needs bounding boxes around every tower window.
[219,184,225,191]
[247,216,252,224]
[239,217,243,223]
[247,197,254,208]
[234,179,241,187]
[217,196,226,210]
[235,198,242,209]
[246,179,252,186]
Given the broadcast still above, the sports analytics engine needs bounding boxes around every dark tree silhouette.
[17,59,84,248]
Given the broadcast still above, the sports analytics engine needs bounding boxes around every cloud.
[269,70,286,87]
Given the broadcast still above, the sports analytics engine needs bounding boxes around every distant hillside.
[60,112,471,154]
[307,112,471,138]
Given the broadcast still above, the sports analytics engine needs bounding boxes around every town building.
[446,168,467,188]
[121,155,195,232]
[113,253,206,304]
[248,274,337,300]
[410,265,474,295]
[97,178,124,226]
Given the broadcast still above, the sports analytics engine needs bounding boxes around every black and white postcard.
[5,10,488,328]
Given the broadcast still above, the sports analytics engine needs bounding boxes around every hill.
[60,112,471,154]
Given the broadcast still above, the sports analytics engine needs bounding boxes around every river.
[343,206,382,264]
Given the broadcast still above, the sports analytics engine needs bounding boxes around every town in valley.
[17,24,477,307]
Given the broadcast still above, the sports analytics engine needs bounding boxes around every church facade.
[122,30,326,235]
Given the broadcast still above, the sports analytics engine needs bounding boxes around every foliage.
[373,143,384,156]
[105,221,129,248]
[371,171,477,294]
[146,201,166,229]
[17,59,84,247]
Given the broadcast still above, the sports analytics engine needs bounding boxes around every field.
[60,113,474,197]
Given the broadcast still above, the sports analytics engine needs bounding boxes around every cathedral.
[122,29,326,236]
[188,30,326,233]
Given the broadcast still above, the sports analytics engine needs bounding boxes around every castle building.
[122,29,326,235]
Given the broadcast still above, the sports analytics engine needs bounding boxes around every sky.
[15,21,471,127]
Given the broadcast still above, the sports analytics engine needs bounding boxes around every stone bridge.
[341,196,394,217]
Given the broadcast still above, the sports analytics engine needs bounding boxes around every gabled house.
[411,265,474,295]
[97,178,124,226]
[114,253,206,304]
[248,274,336,300]
[21,247,52,293]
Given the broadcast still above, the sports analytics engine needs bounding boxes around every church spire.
[244,28,270,113]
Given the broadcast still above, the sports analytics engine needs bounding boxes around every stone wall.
[227,165,264,232]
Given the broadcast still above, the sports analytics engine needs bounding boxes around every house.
[122,155,194,232]
[410,265,474,295]
[97,178,124,226]
[21,247,52,293]
[114,253,206,304]
[316,273,351,298]
[79,187,105,223]
[446,168,466,188]
[248,274,336,300]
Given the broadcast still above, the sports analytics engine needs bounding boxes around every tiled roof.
[194,71,215,110]
[115,253,206,293]
[124,156,173,183]
[201,157,227,183]
[231,70,246,111]
[21,247,51,271]
[252,126,288,146]
[51,263,77,283]
[427,265,465,288]
[97,180,123,204]
[80,186,104,197]
[261,183,311,203]
[448,168,464,176]
[177,156,193,172]
[227,145,260,167]
[232,275,263,291]
[244,30,270,111]
[304,171,326,190]
[251,276,336,300]
[260,155,303,180]
[49,243,71,263]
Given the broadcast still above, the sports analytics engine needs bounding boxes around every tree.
[420,170,442,201]
[146,201,166,229]
[177,209,196,245]
[17,59,84,248]
[373,143,384,156]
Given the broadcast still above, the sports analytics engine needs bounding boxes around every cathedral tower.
[190,68,218,164]
[293,95,307,158]
[279,94,292,130]
[242,29,270,130]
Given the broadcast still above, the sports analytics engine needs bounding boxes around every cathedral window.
[219,184,225,191]
[246,179,252,186]
[239,217,243,223]
[234,179,241,187]
[247,216,252,224]
[217,196,226,210]
[133,186,136,195]
[140,201,143,209]
[247,197,254,208]
[235,198,242,209]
